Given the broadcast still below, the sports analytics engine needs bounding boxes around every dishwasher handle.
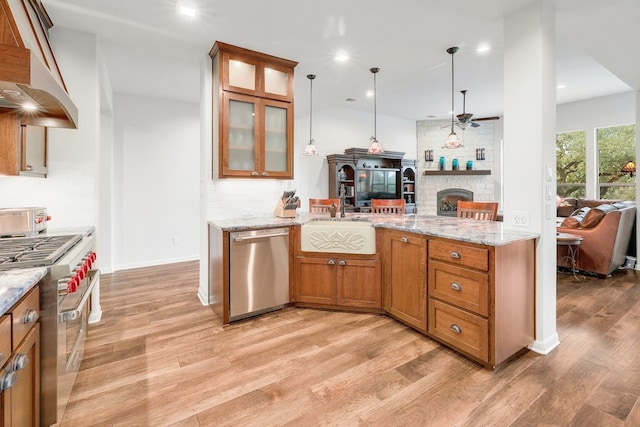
[232,231,289,242]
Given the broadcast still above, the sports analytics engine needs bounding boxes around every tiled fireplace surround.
[416,120,497,215]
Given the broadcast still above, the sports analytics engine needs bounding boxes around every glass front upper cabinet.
[211,41,297,179]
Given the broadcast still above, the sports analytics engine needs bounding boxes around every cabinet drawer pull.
[450,324,462,334]
[338,259,346,266]
[0,370,16,391]
[262,171,269,176]
[12,353,29,371]
[327,259,336,265]
[401,236,409,243]
[450,282,462,291]
[450,251,461,259]
[23,308,38,324]
[251,171,259,176]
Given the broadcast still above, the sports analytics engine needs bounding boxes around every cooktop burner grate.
[0,234,82,270]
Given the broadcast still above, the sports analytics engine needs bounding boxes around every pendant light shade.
[443,47,463,149]
[303,74,318,156]
[367,67,384,155]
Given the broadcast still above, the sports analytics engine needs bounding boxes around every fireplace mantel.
[423,170,491,176]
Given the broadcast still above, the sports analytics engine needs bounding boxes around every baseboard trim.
[529,332,560,355]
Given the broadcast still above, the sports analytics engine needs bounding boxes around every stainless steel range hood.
[0,0,78,129]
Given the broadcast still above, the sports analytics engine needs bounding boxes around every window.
[597,124,636,201]
[556,130,586,198]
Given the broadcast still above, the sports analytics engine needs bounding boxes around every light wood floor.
[60,261,640,426]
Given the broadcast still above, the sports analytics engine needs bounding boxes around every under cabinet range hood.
[0,0,78,128]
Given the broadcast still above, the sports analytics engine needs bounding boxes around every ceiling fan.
[455,89,500,130]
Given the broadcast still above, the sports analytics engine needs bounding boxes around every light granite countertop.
[0,267,47,317]
[209,213,539,246]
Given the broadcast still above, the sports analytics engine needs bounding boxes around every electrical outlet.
[513,210,530,227]
[172,236,179,246]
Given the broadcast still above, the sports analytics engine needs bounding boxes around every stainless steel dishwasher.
[229,227,289,321]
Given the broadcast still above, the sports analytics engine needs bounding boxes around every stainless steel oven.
[0,218,100,426]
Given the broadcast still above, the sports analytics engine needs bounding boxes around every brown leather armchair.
[557,203,636,277]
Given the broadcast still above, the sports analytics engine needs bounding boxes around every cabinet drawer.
[429,239,489,272]
[12,287,39,350]
[428,299,489,362]
[429,260,489,316]
[0,315,10,367]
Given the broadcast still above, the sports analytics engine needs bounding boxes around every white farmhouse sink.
[300,220,376,254]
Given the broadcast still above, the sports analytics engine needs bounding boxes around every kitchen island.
[209,212,538,245]
[208,213,539,368]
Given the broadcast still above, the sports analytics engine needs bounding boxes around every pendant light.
[367,67,384,155]
[443,47,463,149]
[303,74,319,156]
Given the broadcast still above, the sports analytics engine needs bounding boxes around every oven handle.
[58,269,100,323]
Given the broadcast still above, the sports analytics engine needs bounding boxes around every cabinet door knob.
[262,171,269,176]
[450,282,462,291]
[23,308,38,324]
[401,236,409,243]
[0,370,16,391]
[12,353,29,371]
[450,324,462,334]
[327,259,336,265]
[338,259,346,266]
[251,171,259,176]
[450,251,461,259]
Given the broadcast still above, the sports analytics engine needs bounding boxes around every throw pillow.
[581,204,617,228]
[560,207,590,228]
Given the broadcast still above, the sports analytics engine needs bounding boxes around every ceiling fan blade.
[472,116,500,122]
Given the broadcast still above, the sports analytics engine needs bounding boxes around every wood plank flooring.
[60,262,640,426]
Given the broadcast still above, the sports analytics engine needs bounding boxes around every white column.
[503,0,559,353]
[636,90,640,268]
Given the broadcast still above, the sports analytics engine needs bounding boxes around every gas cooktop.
[0,234,82,270]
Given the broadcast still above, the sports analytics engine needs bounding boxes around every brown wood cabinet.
[427,238,535,367]
[210,41,297,179]
[381,229,428,332]
[0,286,40,426]
[296,255,381,309]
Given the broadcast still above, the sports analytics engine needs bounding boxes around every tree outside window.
[556,130,586,198]
[597,124,636,201]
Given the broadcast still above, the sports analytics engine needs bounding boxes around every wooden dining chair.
[309,198,340,213]
[456,201,499,221]
[371,199,405,214]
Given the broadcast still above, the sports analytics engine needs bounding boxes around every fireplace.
[437,188,473,216]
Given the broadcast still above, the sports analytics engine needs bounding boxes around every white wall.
[0,28,100,229]
[557,91,636,133]
[111,93,200,271]
[202,106,416,221]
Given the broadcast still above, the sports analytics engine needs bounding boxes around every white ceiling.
[41,0,638,121]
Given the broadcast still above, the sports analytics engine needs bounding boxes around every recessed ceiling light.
[476,44,491,54]
[557,84,567,89]
[365,90,374,98]
[176,3,197,17]
[22,103,38,111]
[334,52,349,62]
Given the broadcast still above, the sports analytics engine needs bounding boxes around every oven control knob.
[76,268,85,281]
[67,277,78,293]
